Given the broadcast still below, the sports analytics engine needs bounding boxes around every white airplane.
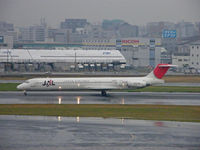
[17,64,176,96]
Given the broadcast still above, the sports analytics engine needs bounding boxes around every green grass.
[0,83,200,92]
[0,83,19,91]
[0,104,200,122]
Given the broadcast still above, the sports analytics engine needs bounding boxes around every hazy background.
[0,0,200,27]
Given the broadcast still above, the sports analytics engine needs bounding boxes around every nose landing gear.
[23,90,27,96]
[101,90,107,96]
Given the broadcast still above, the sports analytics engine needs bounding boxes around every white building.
[172,54,190,68]
[190,41,200,69]
[172,41,200,72]
[0,49,125,63]
[0,49,126,72]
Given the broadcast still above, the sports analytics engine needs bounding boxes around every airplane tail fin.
[146,64,176,79]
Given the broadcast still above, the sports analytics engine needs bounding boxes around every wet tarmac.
[0,91,200,105]
[1,80,200,87]
[0,115,200,150]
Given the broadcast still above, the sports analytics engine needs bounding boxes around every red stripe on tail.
[153,64,170,79]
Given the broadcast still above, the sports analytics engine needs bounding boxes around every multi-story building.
[172,54,190,69]
[176,21,198,38]
[29,25,45,42]
[195,22,200,35]
[53,29,71,43]
[0,35,13,49]
[0,21,16,45]
[0,21,14,32]
[118,38,162,67]
[102,19,125,31]
[60,19,88,32]
[85,24,107,39]
[172,41,200,72]
[18,27,31,42]
[118,23,139,38]
[19,25,46,42]
[171,44,190,69]
[190,41,200,69]
[50,28,87,44]
[146,22,175,38]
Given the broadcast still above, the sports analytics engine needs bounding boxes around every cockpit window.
[24,81,30,84]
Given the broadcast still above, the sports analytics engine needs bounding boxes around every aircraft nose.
[17,84,24,90]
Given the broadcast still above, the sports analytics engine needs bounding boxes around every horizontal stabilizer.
[158,64,177,68]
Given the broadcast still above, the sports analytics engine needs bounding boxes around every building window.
[197,54,199,57]
[192,46,194,49]
[178,59,182,62]
[192,62,194,64]
[197,46,199,49]
[197,62,199,65]
[192,54,194,57]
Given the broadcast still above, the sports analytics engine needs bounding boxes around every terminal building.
[0,49,126,72]
[82,38,162,67]
[13,37,163,68]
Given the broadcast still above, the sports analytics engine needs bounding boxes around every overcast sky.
[0,0,200,27]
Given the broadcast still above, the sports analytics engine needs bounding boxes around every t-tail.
[145,64,177,85]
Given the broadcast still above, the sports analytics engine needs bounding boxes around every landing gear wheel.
[24,90,27,96]
[101,90,107,96]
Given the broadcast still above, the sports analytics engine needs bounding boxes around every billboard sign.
[116,39,140,49]
[162,30,176,38]
[121,40,139,44]
[0,36,4,43]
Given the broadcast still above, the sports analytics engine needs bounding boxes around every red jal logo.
[42,80,55,87]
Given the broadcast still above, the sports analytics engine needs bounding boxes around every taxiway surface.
[0,91,200,105]
[0,115,200,150]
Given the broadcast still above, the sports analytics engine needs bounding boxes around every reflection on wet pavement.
[0,115,200,150]
[0,91,200,105]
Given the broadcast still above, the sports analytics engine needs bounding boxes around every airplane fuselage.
[17,76,163,91]
[17,64,175,96]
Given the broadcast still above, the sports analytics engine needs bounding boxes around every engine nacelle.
[127,81,146,88]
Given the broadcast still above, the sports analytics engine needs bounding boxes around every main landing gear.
[101,90,107,96]
[23,90,27,96]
